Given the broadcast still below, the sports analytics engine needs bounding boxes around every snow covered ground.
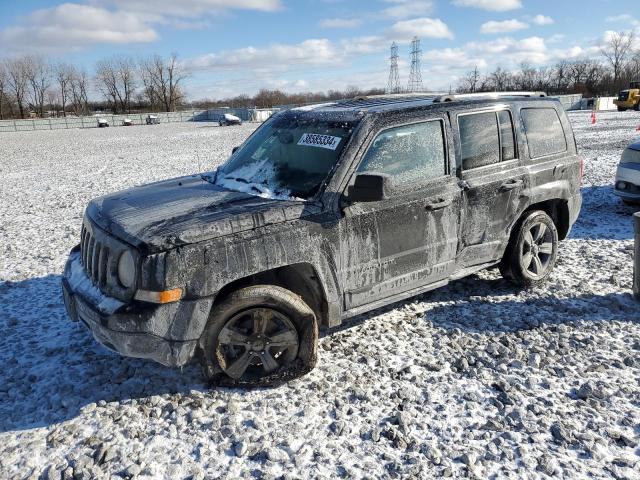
[1,113,639,480]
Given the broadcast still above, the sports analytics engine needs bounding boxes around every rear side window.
[521,108,567,158]
[459,112,500,169]
[358,120,446,188]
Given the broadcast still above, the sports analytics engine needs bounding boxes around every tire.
[200,285,318,387]
[617,107,626,112]
[499,210,559,288]
[634,103,640,112]
[623,198,640,207]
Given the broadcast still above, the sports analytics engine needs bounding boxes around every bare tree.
[116,57,137,113]
[24,55,52,117]
[69,67,89,115]
[95,58,120,113]
[0,63,7,120]
[489,67,511,91]
[600,31,635,86]
[55,63,74,117]
[5,57,29,118]
[140,53,187,112]
[458,66,481,93]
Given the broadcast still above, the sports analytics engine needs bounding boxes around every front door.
[453,108,528,267]
[340,116,460,311]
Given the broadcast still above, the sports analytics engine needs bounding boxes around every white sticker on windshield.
[297,133,342,150]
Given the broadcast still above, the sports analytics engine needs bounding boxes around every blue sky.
[1,0,638,100]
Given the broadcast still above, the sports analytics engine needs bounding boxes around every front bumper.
[62,248,213,367]
[614,164,640,200]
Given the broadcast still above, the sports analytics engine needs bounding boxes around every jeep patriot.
[62,92,583,386]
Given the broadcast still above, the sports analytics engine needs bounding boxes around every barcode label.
[297,133,342,150]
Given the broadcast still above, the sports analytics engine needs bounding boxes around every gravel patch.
[1,114,639,479]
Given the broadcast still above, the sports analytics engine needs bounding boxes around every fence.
[0,108,279,133]
[0,110,211,133]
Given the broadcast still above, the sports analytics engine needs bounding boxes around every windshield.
[216,112,359,200]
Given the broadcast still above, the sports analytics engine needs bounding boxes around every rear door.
[454,107,528,268]
[340,114,460,310]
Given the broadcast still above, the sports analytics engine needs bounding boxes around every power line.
[386,42,401,94]
[407,36,424,93]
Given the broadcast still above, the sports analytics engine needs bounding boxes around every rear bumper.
[62,248,213,367]
[566,192,582,237]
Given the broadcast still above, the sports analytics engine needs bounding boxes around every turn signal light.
[134,288,183,304]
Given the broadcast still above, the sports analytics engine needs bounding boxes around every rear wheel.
[618,106,627,112]
[200,285,318,387]
[499,210,558,288]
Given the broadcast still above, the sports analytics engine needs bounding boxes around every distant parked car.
[219,113,242,126]
[97,118,109,128]
[122,118,133,126]
[146,115,160,125]
[614,140,640,205]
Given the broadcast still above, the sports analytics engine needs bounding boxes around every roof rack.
[329,93,439,109]
[434,91,547,103]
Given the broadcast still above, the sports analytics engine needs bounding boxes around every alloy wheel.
[216,307,299,380]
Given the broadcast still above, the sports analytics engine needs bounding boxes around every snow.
[66,252,124,314]
[216,159,304,201]
[1,114,640,479]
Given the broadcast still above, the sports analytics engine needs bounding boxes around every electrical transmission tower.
[386,42,401,94]
[407,36,424,93]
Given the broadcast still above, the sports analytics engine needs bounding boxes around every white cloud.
[1,0,286,54]
[187,39,339,71]
[480,19,528,34]
[106,0,282,17]
[532,14,554,26]
[605,14,640,27]
[0,3,157,53]
[390,18,454,40]
[452,0,522,12]
[319,18,362,28]
[381,0,435,19]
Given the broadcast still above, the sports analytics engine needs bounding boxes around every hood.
[86,174,314,252]
[629,141,640,152]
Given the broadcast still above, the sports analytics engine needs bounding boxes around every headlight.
[620,148,640,165]
[117,250,136,288]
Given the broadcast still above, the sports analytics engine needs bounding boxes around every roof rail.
[434,91,547,103]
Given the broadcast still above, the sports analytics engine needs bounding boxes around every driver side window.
[357,120,447,189]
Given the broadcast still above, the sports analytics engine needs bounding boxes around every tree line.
[0,53,187,120]
[456,31,640,95]
[187,86,385,111]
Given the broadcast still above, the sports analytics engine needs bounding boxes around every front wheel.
[499,210,558,288]
[200,285,318,387]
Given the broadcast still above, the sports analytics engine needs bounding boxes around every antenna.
[407,36,424,93]
[386,42,401,94]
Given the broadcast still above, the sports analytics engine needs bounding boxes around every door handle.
[553,164,566,175]
[425,198,452,211]
[499,179,523,191]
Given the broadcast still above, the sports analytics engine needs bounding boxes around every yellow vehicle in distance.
[614,81,640,111]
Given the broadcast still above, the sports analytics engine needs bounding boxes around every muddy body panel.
[62,94,582,368]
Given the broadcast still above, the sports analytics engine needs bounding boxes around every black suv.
[62,93,582,386]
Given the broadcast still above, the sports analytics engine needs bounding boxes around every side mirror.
[346,172,391,203]
[232,146,240,154]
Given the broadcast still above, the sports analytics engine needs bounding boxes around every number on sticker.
[297,133,342,150]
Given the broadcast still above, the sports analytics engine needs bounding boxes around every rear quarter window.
[521,108,567,158]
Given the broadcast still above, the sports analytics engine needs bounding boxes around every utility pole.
[407,36,424,93]
[386,42,401,94]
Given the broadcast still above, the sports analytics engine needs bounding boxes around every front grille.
[78,216,137,301]
[80,224,110,288]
